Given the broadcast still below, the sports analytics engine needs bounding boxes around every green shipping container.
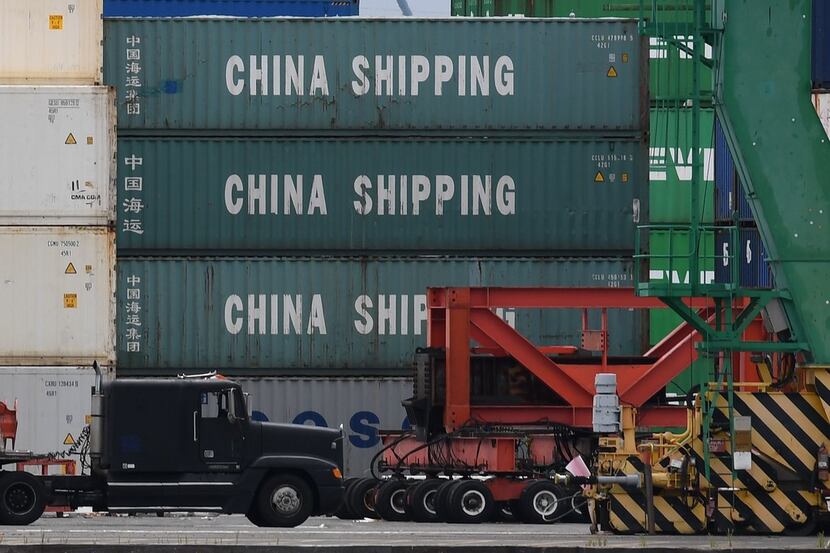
[649,108,715,224]
[104,18,646,132]
[648,230,715,395]
[451,0,713,102]
[117,137,646,253]
[117,257,646,374]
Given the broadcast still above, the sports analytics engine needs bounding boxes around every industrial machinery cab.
[0,377,344,527]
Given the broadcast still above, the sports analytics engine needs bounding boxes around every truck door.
[198,388,244,469]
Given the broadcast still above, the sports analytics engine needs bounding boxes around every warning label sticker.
[64,293,77,308]
[65,262,77,275]
[63,433,75,446]
[594,171,605,183]
[607,66,618,78]
[65,133,77,145]
[86,136,94,145]
[49,15,63,30]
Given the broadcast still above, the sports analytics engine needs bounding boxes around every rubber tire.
[433,479,461,522]
[373,480,411,521]
[346,478,380,519]
[253,474,313,528]
[406,479,444,523]
[516,480,565,524]
[334,478,362,520]
[445,479,495,524]
[0,472,46,526]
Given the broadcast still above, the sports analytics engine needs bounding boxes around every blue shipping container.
[103,0,359,17]
[815,0,830,90]
[714,118,734,222]
[714,228,773,288]
[714,117,754,222]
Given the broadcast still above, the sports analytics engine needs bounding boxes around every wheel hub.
[533,490,558,517]
[423,489,437,514]
[5,483,35,515]
[461,490,486,516]
[271,485,301,515]
[390,488,407,514]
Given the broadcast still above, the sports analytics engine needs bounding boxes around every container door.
[198,388,244,469]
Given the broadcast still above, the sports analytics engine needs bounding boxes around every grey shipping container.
[234,377,411,478]
[116,257,645,373]
[104,18,646,132]
[117,137,646,254]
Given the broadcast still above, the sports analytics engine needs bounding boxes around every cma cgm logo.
[252,409,410,448]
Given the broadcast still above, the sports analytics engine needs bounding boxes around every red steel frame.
[424,287,740,431]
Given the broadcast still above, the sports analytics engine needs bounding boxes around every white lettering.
[410,55,430,96]
[434,55,453,96]
[352,55,370,95]
[494,56,514,95]
[310,55,329,95]
[224,295,243,334]
[225,174,243,215]
[226,56,244,96]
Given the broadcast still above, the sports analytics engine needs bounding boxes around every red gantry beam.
[425,287,759,431]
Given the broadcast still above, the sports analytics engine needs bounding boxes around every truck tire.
[0,472,46,526]
[516,480,565,524]
[433,479,461,522]
[406,479,444,523]
[373,479,410,521]
[334,478,362,520]
[253,474,313,527]
[346,478,379,519]
[445,479,495,524]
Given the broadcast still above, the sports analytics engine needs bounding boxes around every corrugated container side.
[714,117,734,222]
[451,0,712,103]
[815,0,830,90]
[714,227,773,288]
[714,117,753,223]
[650,108,714,223]
[739,228,774,289]
[117,137,645,254]
[104,0,359,16]
[0,0,103,84]
[0,86,116,225]
[116,257,646,373]
[0,227,116,365]
[103,18,646,132]
[0,367,97,465]
[235,377,410,477]
[647,230,715,288]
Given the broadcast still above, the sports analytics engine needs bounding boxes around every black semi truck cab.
[0,377,345,527]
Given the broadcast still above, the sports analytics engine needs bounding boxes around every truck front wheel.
[253,474,313,527]
[0,472,46,526]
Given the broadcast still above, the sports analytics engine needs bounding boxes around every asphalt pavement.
[0,514,823,551]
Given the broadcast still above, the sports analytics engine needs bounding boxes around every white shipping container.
[0,227,115,366]
[0,86,116,225]
[0,0,103,84]
[0,367,97,470]
[234,377,412,478]
[814,93,830,140]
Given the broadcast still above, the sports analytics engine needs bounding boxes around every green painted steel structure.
[116,257,645,373]
[104,18,646,132]
[718,0,830,363]
[117,137,645,253]
[648,230,714,395]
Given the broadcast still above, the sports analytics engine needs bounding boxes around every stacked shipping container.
[0,0,115,461]
[104,16,648,473]
[449,1,713,398]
